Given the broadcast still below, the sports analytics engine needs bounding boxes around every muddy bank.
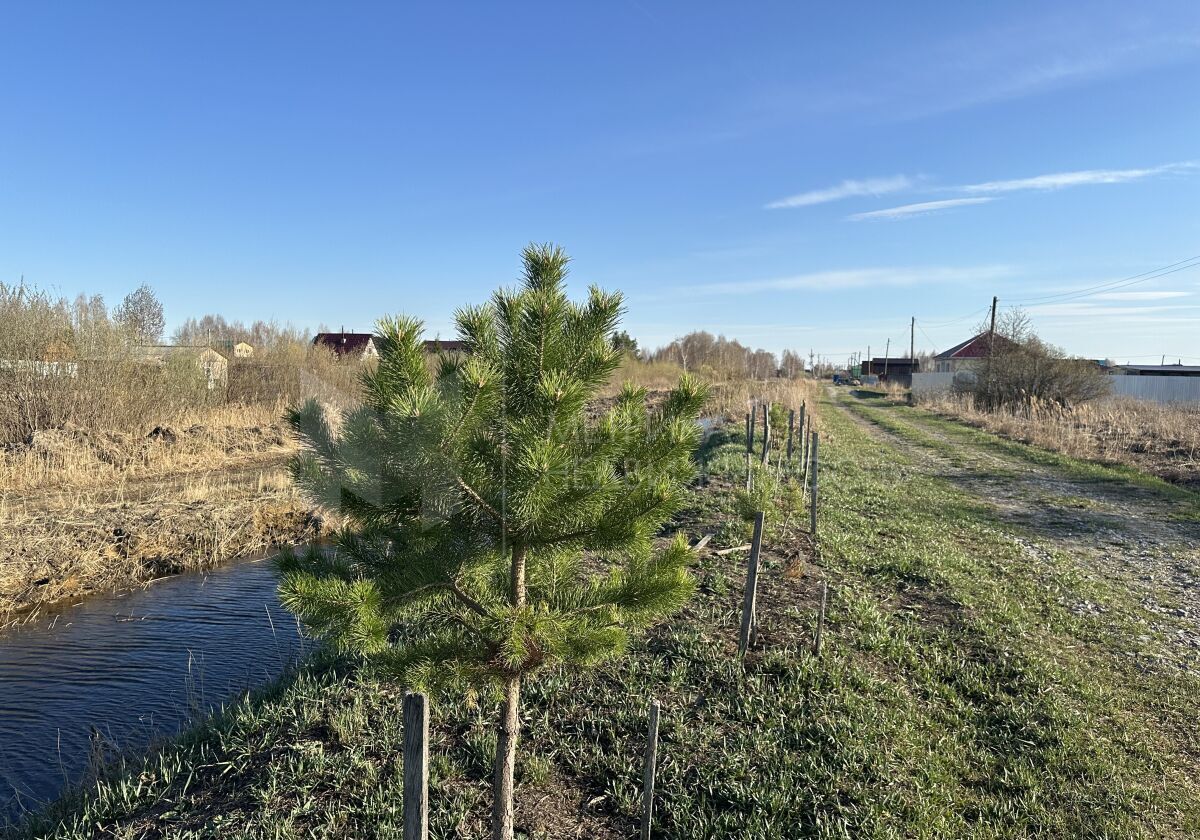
[0,408,327,618]
[0,471,322,620]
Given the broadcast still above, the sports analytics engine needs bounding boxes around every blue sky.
[2,1,1198,364]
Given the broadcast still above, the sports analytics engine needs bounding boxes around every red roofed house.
[933,332,1019,373]
[312,331,379,360]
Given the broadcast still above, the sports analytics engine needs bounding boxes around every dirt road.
[838,389,1200,672]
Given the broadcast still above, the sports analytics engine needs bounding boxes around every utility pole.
[984,296,999,405]
[988,296,998,352]
[866,345,870,377]
[884,338,890,377]
[910,317,915,364]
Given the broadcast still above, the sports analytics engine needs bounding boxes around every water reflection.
[0,558,308,824]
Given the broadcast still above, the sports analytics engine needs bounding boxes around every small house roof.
[422,339,467,353]
[934,333,1018,360]
[313,332,376,356]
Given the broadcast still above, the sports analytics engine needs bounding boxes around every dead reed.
[0,467,324,620]
[920,392,1200,488]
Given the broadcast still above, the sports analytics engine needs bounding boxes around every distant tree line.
[172,314,311,350]
[643,331,806,380]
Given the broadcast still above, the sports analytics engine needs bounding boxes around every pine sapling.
[279,244,706,840]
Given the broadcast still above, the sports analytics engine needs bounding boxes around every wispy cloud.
[766,175,913,209]
[689,264,1012,295]
[1092,290,1191,301]
[848,197,993,221]
[961,162,1196,194]
[836,161,1196,221]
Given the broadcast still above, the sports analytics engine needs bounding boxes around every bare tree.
[114,284,165,344]
[970,308,1109,413]
[647,332,794,381]
[172,313,310,350]
[781,349,805,378]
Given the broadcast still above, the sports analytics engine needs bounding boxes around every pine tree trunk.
[492,675,521,840]
[493,542,527,840]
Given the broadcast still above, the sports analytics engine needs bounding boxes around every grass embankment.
[849,390,1200,519]
[915,392,1200,491]
[14,392,1200,838]
[0,405,322,620]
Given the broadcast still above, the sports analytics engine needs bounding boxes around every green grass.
[864,396,1200,515]
[12,397,1200,838]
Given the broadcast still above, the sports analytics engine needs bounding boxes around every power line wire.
[920,306,990,328]
[916,322,939,351]
[1005,255,1200,306]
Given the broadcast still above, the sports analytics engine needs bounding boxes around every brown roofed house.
[933,332,1019,373]
[312,331,379,360]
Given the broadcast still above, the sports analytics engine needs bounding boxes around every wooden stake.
[813,582,828,657]
[797,403,806,462]
[786,409,795,460]
[738,512,765,657]
[809,432,819,540]
[403,692,429,840]
[801,415,810,480]
[640,699,661,840]
[760,401,771,466]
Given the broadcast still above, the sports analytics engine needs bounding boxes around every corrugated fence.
[911,372,1200,406]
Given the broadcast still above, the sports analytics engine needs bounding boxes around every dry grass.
[0,400,296,495]
[604,357,820,422]
[1,357,816,620]
[706,377,821,424]
[0,385,352,617]
[919,392,1200,489]
[0,466,324,621]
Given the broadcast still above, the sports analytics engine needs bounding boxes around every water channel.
[0,557,308,825]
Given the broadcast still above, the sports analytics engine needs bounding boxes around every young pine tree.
[279,244,706,840]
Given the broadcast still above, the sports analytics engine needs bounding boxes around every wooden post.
[813,581,828,657]
[797,404,806,462]
[801,415,811,479]
[760,401,771,466]
[403,692,429,840]
[640,699,661,840]
[738,512,765,657]
[745,410,752,454]
[786,409,795,460]
[809,432,819,540]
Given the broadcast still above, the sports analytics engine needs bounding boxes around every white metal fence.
[1107,375,1200,405]
[910,372,963,398]
[911,371,1200,406]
